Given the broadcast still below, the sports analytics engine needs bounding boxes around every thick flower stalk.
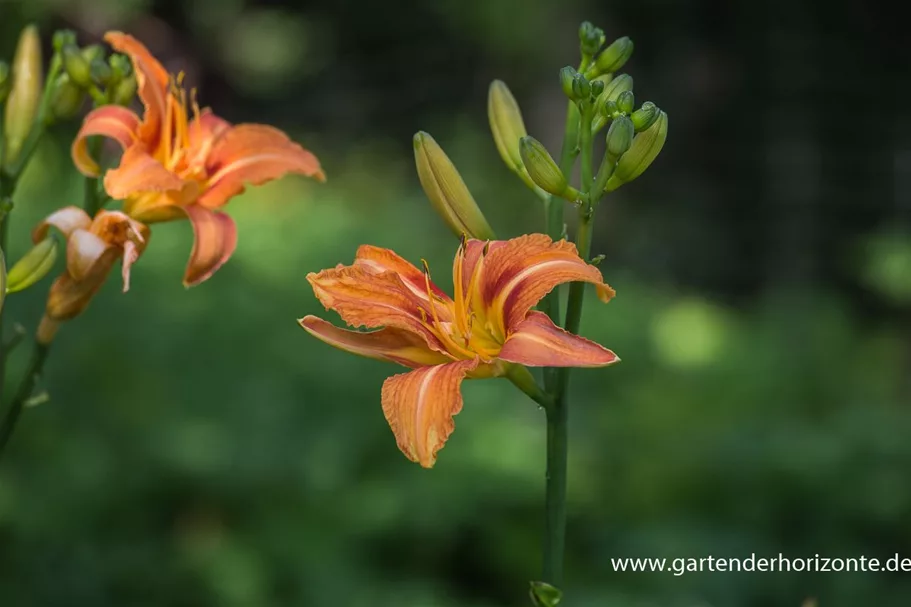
[71,32,325,286]
[300,234,618,467]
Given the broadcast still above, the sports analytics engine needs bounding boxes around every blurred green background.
[1,0,910,605]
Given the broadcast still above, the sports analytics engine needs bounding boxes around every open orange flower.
[33,207,149,325]
[300,234,619,467]
[71,32,325,286]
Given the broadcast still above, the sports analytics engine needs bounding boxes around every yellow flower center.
[156,73,206,181]
[419,243,503,362]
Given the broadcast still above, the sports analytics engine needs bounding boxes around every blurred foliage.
[1,0,910,606]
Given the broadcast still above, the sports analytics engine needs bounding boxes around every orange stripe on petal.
[307,265,445,353]
[498,311,619,367]
[483,234,615,332]
[299,315,452,368]
[32,206,91,243]
[104,32,169,144]
[198,124,325,209]
[181,205,238,287]
[381,359,479,468]
[71,105,141,176]
[354,244,452,309]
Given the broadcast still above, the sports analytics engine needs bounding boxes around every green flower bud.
[109,53,132,84]
[413,131,495,241]
[607,110,668,191]
[6,236,58,294]
[617,90,635,114]
[631,101,659,131]
[593,36,633,75]
[529,581,562,607]
[571,73,590,100]
[80,44,104,64]
[606,115,634,159]
[52,30,77,53]
[0,249,6,315]
[590,79,605,98]
[0,62,10,104]
[90,58,112,87]
[488,80,527,171]
[62,44,92,88]
[601,74,633,104]
[49,74,85,121]
[112,74,138,107]
[600,99,619,118]
[3,25,43,167]
[559,66,576,100]
[578,21,605,57]
[520,136,572,197]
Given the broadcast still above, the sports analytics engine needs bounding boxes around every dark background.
[1,0,910,605]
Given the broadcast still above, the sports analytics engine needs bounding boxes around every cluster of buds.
[51,29,137,121]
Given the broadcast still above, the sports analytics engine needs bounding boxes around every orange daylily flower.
[33,206,149,331]
[71,32,325,286]
[300,234,619,468]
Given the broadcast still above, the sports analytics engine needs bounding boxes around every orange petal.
[180,205,238,287]
[71,105,141,176]
[482,234,615,332]
[498,311,619,367]
[32,206,91,243]
[354,244,452,309]
[307,264,445,353]
[198,124,325,209]
[44,255,119,321]
[186,108,231,167]
[381,359,479,468]
[103,146,188,201]
[299,315,453,368]
[104,32,169,144]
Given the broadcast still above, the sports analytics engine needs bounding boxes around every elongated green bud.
[0,249,6,315]
[112,74,137,107]
[616,90,635,114]
[414,132,495,240]
[488,80,527,171]
[600,74,633,105]
[90,58,112,87]
[62,44,92,88]
[606,115,634,160]
[631,101,659,131]
[6,236,58,294]
[592,36,633,76]
[607,110,668,191]
[49,74,85,121]
[0,62,11,104]
[559,66,576,100]
[520,136,574,198]
[3,25,44,167]
[590,79,605,98]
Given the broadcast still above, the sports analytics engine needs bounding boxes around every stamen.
[421,259,474,359]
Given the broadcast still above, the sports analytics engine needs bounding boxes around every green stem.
[0,342,49,460]
[83,137,103,215]
[541,101,597,590]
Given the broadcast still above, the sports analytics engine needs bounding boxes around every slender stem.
[0,342,49,460]
[540,100,597,590]
[83,137,104,215]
